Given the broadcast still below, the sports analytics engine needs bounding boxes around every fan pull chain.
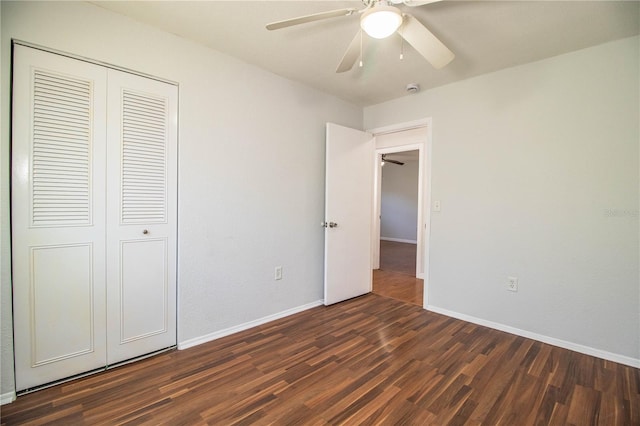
[359,29,364,68]
[400,25,404,60]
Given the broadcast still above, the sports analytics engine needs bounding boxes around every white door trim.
[368,118,433,309]
[368,118,430,135]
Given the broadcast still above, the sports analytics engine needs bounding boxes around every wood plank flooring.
[373,269,423,306]
[374,240,423,305]
[379,240,416,276]
[2,294,638,425]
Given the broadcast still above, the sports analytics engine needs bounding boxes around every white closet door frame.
[12,45,108,391]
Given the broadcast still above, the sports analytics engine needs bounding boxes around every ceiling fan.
[266,0,454,73]
[381,154,405,166]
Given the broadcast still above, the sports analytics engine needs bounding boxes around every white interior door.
[105,69,178,365]
[324,123,374,305]
[12,46,108,390]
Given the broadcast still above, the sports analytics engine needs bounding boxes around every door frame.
[368,118,432,308]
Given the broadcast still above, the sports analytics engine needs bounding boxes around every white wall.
[365,36,640,363]
[380,158,419,242]
[0,1,362,397]
[0,0,13,404]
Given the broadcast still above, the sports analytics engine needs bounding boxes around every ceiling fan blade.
[336,31,361,73]
[402,0,443,6]
[387,159,405,165]
[381,155,405,166]
[399,14,454,69]
[266,8,357,31]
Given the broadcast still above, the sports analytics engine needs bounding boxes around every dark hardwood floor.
[374,240,423,306]
[2,294,638,425]
[373,269,423,307]
[379,240,416,276]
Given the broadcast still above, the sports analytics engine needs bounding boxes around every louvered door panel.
[107,70,177,365]
[32,70,91,226]
[12,46,108,391]
[121,90,167,224]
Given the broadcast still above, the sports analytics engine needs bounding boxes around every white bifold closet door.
[105,69,177,365]
[11,45,177,391]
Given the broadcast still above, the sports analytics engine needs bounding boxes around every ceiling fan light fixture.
[360,5,403,39]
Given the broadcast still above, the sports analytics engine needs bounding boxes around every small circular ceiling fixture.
[406,83,420,94]
[360,4,403,39]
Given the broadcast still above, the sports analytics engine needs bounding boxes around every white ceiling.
[92,1,640,106]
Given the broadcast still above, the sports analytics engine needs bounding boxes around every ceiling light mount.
[406,83,420,94]
[360,4,403,39]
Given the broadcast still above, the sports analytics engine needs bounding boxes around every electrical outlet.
[507,276,518,292]
[433,200,441,212]
[275,266,283,280]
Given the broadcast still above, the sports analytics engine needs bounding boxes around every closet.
[11,45,178,391]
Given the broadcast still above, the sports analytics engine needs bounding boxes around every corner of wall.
[0,0,17,399]
[1,391,16,405]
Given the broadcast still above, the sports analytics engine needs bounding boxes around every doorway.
[379,150,420,271]
[373,150,423,305]
[369,125,430,307]
[322,119,432,308]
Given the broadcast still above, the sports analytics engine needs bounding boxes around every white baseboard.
[1,391,16,405]
[380,237,417,244]
[178,300,324,350]
[427,305,640,369]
